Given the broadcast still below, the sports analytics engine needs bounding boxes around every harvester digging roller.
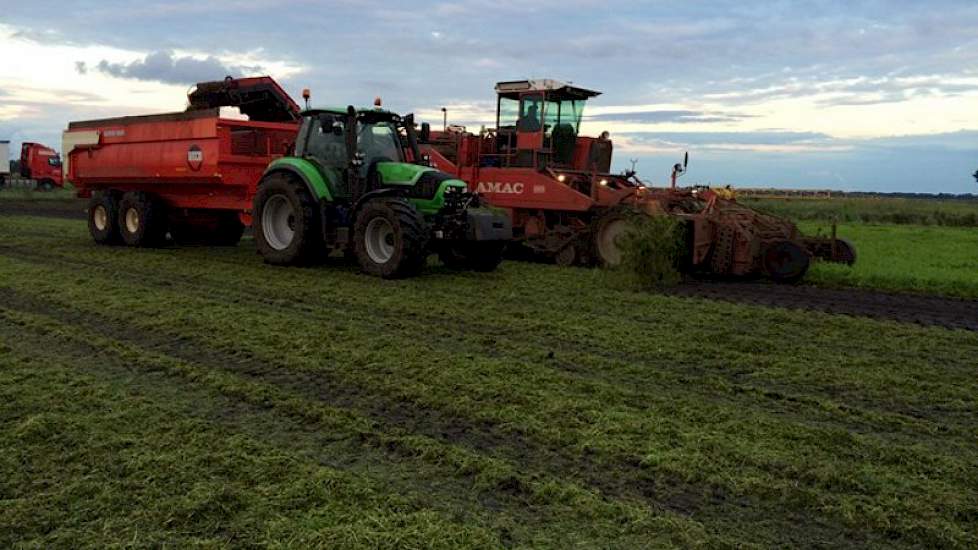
[419,79,856,282]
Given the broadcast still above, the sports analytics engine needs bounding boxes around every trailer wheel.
[118,191,167,247]
[88,192,122,245]
[439,242,505,272]
[254,173,322,265]
[354,198,427,278]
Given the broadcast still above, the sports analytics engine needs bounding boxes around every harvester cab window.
[517,94,543,133]
[498,98,520,129]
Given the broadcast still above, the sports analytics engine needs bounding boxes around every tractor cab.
[494,79,602,169]
[295,107,424,200]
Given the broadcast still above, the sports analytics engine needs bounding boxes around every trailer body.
[65,109,298,215]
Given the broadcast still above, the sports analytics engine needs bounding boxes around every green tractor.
[253,105,512,278]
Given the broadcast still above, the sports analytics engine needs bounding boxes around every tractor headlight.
[599,179,608,186]
[557,174,566,182]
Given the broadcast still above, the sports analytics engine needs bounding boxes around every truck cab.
[20,142,64,189]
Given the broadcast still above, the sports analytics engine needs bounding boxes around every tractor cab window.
[357,121,402,175]
[517,94,543,132]
[498,97,520,129]
[305,116,348,168]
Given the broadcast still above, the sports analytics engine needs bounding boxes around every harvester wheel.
[763,240,810,283]
[833,238,857,266]
[354,198,428,278]
[118,191,167,247]
[254,173,322,265]
[593,212,634,267]
[87,192,122,245]
[439,242,505,272]
[554,244,578,267]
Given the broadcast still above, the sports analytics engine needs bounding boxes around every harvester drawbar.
[419,79,855,282]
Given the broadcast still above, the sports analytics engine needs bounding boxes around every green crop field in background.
[744,196,978,227]
[1,214,976,548]
[801,221,978,299]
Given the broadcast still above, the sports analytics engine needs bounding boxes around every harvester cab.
[493,79,605,171]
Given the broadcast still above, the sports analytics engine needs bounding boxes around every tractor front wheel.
[118,191,167,247]
[254,174,322,265]
[354,198,428,278]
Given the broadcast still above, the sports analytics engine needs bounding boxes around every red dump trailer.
[64,77,300,246]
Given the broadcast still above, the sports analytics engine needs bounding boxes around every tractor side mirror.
[419,122,431,143]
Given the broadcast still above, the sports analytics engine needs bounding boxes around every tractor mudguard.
[466,207,512,241]
[263,158,334,202]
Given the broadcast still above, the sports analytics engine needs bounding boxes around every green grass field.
[1,214,977,548]
[800,221,978,299]
[743,196,978,227]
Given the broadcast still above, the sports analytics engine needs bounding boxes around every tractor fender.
[260,158,334,203]
[350,188,408,222]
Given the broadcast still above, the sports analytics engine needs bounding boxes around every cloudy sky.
[1,0,976,192]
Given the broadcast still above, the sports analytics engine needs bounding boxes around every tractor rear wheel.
[354,198,428,278]
[439,241,505,272]
[593,211,634,267]
[118,191,167,247]
[763,240,810,283]
[254,173,322,265]
[88,192,122,245]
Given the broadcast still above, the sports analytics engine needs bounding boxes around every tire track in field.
[2,238,968,480]
[0,284,888,548]
[666,280,978,332]
[1,240,964,440]
[0,199,86,220]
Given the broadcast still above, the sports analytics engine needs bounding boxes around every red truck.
[20,142,64,189]
[64,77,300,246]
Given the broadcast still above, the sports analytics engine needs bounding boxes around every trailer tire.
[439,242,505,272]
[254,173,322,265]
[354,198,427,278]
[118,191,167,247]
[88,192,122,245]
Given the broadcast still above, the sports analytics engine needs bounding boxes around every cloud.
[93,50,264,85]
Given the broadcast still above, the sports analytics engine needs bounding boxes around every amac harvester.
[419,79,855,281]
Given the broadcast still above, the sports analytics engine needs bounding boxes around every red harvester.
[419,79,855,281]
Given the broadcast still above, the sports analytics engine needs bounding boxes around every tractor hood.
[187,76,301,122]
